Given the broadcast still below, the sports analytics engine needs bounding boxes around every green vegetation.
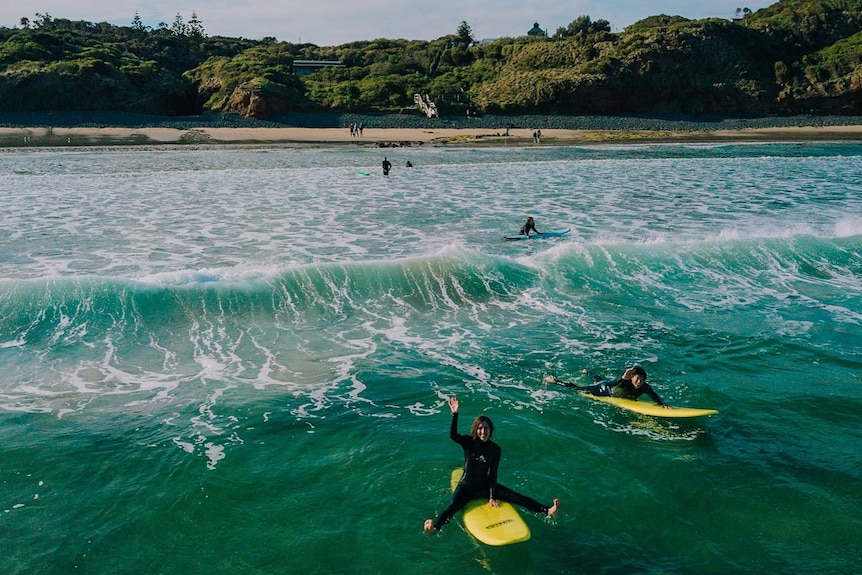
[1,0,860,119]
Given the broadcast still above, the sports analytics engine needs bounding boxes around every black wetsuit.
[519,220,539,235]
[432,412,550,530]
[561,372,666,405]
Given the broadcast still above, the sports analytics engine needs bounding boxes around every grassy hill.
[1,0,860,119]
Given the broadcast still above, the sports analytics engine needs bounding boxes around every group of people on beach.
[349,123,364,136]
[424,366,668,534]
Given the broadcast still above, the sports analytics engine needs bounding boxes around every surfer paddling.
[519,216,540,237]
[424,396,560,533]
[546,366,671,408]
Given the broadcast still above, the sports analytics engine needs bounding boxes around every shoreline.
[2,125,862,148]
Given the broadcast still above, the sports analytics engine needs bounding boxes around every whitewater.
[1,141,860,574]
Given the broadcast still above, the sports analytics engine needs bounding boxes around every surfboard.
[449,468,531,546]
[580,393,718,418]
[357,170,370,176]
[504,228,571,241]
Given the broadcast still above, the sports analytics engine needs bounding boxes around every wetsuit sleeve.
[488,444,501,500]
[450,412,464,444]
[553,378,581,389]
[643,384,666,405]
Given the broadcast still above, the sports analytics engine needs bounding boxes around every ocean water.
[1,141,861,575]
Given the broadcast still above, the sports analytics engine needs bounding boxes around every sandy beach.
[2,124,862,147]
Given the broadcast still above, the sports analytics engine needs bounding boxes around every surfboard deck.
[580,393,718,418]
[505,228,571,241]
[449,468,531,546]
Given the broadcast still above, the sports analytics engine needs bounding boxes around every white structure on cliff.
[414,93,439,118]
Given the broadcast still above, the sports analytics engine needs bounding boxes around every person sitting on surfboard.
[546,366,671,409]
[424,396,560,533]
[519,217,539,237]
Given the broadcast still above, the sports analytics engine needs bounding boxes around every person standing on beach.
[424,396,560,533]
[382,157,392,175]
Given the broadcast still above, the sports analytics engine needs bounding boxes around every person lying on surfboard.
[545,366,671,409]
[424,396,560,533]
[519,216,540,237]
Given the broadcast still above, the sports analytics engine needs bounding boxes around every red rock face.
[224,84,294,120]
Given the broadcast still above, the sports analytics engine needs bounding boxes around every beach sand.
[2,125,862,147]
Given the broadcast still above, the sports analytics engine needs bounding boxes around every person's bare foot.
[424,519,437,532]
[547,499,560,518]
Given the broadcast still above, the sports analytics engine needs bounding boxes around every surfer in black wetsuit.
[382,156,392,175]
[424,396,560,532]
[547,366,670,408]
[519,216,539,237]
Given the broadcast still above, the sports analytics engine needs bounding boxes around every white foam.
[835,216,862,238]
[136,264,289,286]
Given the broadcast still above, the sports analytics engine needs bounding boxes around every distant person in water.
[519,216,539,237]
[382,157,392,175]
[546,366,670,408]
[424,396,560,533]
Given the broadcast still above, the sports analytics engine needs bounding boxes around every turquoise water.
[1,141,861,574]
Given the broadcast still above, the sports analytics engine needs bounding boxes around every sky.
[2,1,774,46]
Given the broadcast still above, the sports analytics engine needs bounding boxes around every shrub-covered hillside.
[1,0,860,119]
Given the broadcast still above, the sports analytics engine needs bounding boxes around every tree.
[33,12,53,29]
[456,21,474,46]
[132,12,146,32]
[171,13,186,36]
[187,11,206,40]
[557,15,611,38]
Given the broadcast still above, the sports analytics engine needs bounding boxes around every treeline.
[1,0,861,119]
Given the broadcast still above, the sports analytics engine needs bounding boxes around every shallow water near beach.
[1,141,861,574]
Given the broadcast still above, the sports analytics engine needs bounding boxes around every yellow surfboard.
[581,393,718,418]
[449,468,531,546]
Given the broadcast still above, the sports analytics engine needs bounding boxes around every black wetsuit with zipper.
[432,412,550,530]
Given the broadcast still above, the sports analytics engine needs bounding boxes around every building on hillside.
[527,22,546,37]
[292,60,344,77]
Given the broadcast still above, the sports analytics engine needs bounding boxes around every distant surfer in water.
[424,396,560,533]
[519,216,539,237]
[546,366,670,408]
[382,156,392,175]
